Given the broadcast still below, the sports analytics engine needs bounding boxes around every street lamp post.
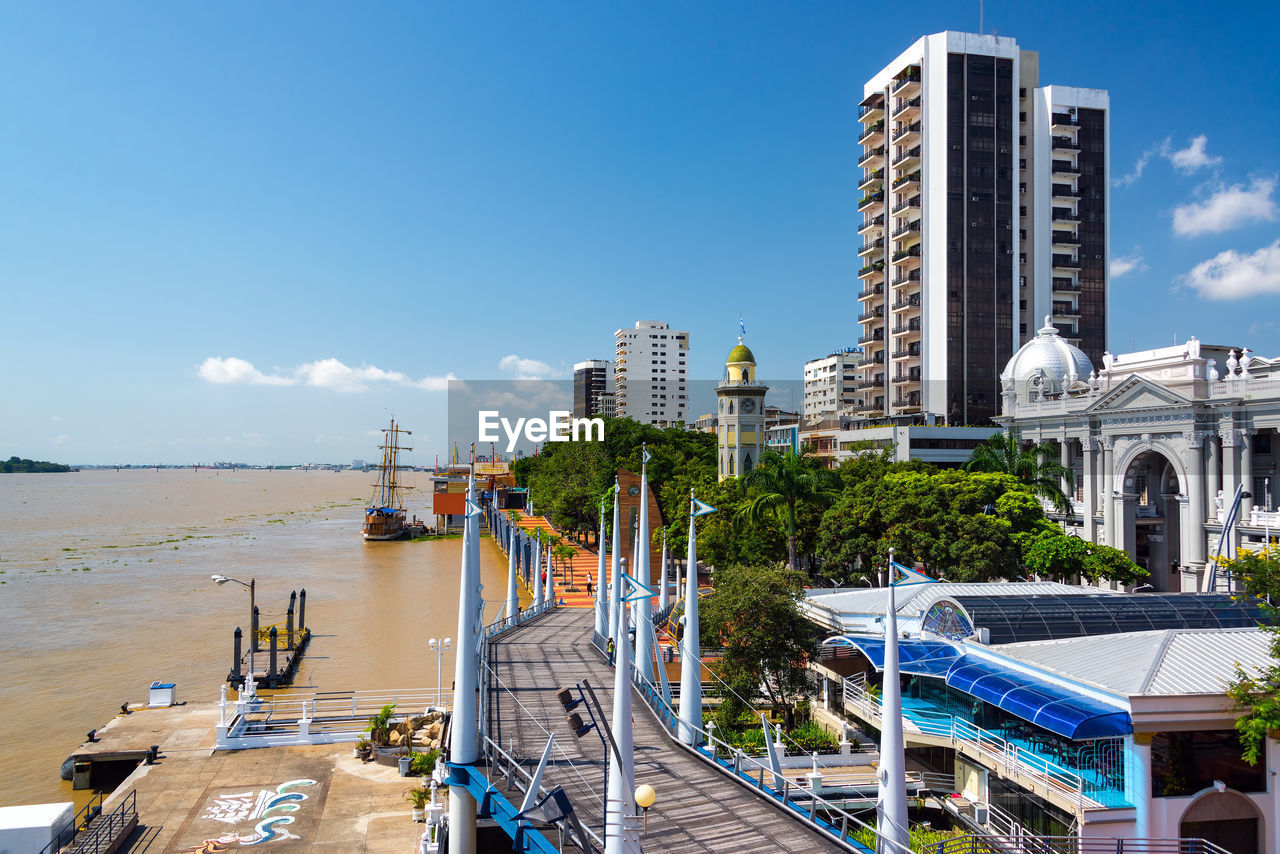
[428,637,452,708]
[212,574,256,684]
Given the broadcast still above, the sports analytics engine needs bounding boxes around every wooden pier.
[485,606,839,853]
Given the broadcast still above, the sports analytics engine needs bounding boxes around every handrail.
[841,677,1099,810]
[60,790,137,854]
[481,733,605,852]
[36,794,102,854]
[627,668,903,854]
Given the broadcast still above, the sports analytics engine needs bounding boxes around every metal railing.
[627,671,897,854]
[841,677,1101,811]
[480,732,605,853]
[36,794,103,854]
[934,833,1232,854]
[60,790,137,854]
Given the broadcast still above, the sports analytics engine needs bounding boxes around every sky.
[3,1,1279,466]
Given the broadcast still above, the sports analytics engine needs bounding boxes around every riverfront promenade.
[485,606,837,853]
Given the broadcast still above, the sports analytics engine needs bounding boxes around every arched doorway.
[1120,449,1183,591]
[1180,790,1262,854]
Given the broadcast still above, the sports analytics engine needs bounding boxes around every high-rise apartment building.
[856,32,1108,426]
[613,321,690,426]
[572,360,616,419]
[802,348,863,423]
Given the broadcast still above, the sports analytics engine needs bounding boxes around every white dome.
[1001,317,1095,398]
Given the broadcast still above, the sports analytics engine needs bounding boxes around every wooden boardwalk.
[485,607,839,853]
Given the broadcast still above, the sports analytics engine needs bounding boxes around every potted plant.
[365,704,396,747]
[410,749,440,777]
[404,785,429,821]
[354,738,372,761]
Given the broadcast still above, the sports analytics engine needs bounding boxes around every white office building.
[803,348,863,422]
[614,321,690,426]
[856,31,1109,427]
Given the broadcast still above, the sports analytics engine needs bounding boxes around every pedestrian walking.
[586,578,594,597]
[606,638,615,666]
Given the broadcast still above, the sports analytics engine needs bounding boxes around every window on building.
[1151,731,1265,796]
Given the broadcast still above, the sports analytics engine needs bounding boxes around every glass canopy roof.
[926,593,1269,645]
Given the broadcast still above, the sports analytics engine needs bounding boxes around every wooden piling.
[286,596,295,650]
[232,627,242,684]
[251,606,260,652]
[298,589,306,634]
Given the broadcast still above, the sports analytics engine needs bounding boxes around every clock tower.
[717,336,767,481]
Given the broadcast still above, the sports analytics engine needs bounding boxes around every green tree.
[1021,532,1148,585]
[819,468,1056,582]
[738,447,842,571]
[1222,546,1280,765]
[966,431,1074,513]
[700,563,813,727]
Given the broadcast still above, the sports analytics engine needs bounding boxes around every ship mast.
[372,419,413,509]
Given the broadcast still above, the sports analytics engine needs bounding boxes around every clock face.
[627,486,640,496]
[741,398,756,413]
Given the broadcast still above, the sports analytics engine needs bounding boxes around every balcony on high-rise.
[859,121,886,146]
[858,146,885,168]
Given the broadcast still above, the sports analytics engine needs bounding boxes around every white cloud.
[1172,178,1278,237]
[499,354,554,380]
[1110,248,1147,278]
[199,356,295,385]
[1116,135,1223,187]
[52,434,70,446]
[296,358,413,393]
[1183,239,1280,300]
[1168,135,1222,174]
[1116,149,1155,187]
[51,415,62,422]
[198,356,455,392]
[1247,320,1278,337]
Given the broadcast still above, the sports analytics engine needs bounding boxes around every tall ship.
[363,419,413,540]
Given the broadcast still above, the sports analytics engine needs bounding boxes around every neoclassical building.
[998,320,1280,592]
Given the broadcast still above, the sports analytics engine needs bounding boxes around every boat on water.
[363,419,413,540]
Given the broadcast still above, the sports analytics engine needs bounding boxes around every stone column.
[1241,429,1255,507]
[1102,438,1115,547]
[1222,428,1240,501]
[1060,437,1072,504]
[1118,493,1137,562]
[1183,434,1206,569]
[1082,437,1097,543]
[1176,495,1192,591]
[1205,433,1221,519]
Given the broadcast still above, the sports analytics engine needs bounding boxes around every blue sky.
[3,1,1278,465]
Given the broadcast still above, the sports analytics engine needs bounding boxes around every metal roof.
[995,627,1277,697]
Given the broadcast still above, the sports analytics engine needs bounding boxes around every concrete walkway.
[114,743,428,853]
[486,606,838,853]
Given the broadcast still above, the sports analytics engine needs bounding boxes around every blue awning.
[823,636,961,677]
[946,657,1132,740]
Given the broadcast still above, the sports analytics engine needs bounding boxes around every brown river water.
[0,468,519,807]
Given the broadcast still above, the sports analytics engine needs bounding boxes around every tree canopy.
[2,456,71,473]
[1222,546,1280,765]
[966,431,1073,512]
[700,563,813,727]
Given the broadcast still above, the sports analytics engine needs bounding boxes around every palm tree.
[554,543,578,589]
[739,447,842,571]
[966,430,1074,513]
